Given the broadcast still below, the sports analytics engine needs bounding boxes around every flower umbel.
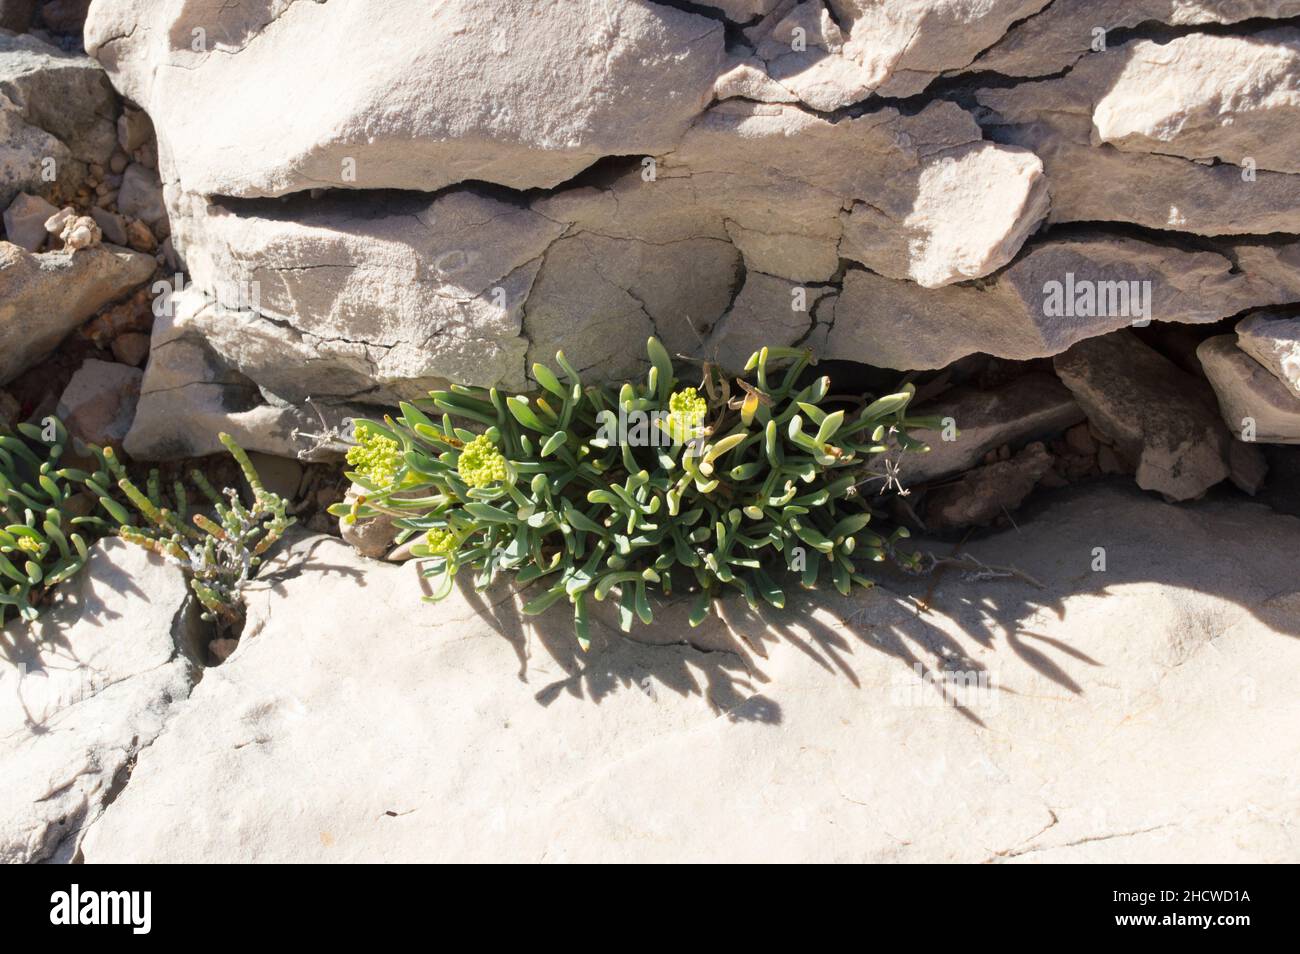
[666,387,708,442]
[458,434,508,489]
[424,527,459,556]
[347,425,401,488]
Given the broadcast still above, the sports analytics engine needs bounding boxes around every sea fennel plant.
[335,340,937,648]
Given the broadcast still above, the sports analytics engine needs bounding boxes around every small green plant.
[84,433,295,626]
[335,340,936,649]
[0,418,111,626]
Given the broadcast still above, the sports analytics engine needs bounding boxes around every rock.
[0,31,118,208]
[125,287,370,462]
[115,106,150,153]
[747,0,1052,109]
[0,538,199,863]
[123,217,155,253]
[2,192,56,251]
[837,140,1049,288]
[1228,440,1270,496]
[696,271,829,372]
[0,387,18,428]
[115,162,166,227]
[0,0,37,33]
[925,441,1054,528]
[977,35,1300,236]
[1197,334,1300,445]
[896,372,1084,485]
[826,236,1300,370]
[86,0,726,198]
[1236,313,1300,398]
[89,206,127,246]
[0,241,155,384]
[1054,332,1231,500]
[55,358,142,448]
[245,451,304,501]
[338,484,402,560]
[75,484,1300,862]
[39,0,90,34]
[56,211,102,250]
[966,0,1300,79]
[109,329,149,366]
[1092,31,1300,174]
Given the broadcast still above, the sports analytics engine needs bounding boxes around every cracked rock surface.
[0,539,200,864]
[76,484,1300,863]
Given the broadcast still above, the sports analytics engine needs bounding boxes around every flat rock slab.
[79,484,1300,862]
[0,539,199,864]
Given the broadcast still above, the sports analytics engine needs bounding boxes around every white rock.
[86,0,725,198]
[77,485,1300,862]
[125,288,370,462]
[1236,313,1300,398]
[1198,334,1300,445]
[0,539,199,863]
[0,241,155,384]
[1093,31,1300,174]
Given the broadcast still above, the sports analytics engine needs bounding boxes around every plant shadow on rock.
[452,478,1300,729]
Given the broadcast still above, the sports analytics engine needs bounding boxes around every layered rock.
[0,241,155,384]
[0,539,199,864]
[1199,334,1300,445]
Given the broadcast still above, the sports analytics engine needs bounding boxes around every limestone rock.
[0,241,155,384]
[115,161,166,228]
[0,0,37,33]
[826,236,1300,371]
[76,485,1300,862]
[748,0,1052,109]
[967,0,1300,79]
[925,441,1054,528]
[86,0,726,198]
[896,372,1084,485]
[1054,332,1231,500]
[1236,313,1300,398]
[0,538,198,864]
[125,288,370,462]
[1092,31,1300,174]
[2,192,56,252]
[698,271,830,371]
[55,358,142,448]
[1198,334,1300,445]
[838,140,1049,288]
[0,31,118,207]
[977,50,1300,236]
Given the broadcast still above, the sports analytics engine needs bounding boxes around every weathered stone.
[1198,334,1300,445]
[978,54,1300,236]
[86,0,726,198]
[748,0,1051,109]
[826,237,1300,371]
[1236,313,1300,398]
[966,0,1300,79]
[55,357,142,447]
[0,0,37,33]
[89,206,127,247]
[125,288,370,461]
[838,140,1048,288]
[115,161,166,227]
[2,192,56,251]
[1093,31,1300,174]
[897,372,1083,485]
[76,485,1300,862]
[174,188,562,400]
[0,241,155,384]
[1055,332,1231,500]
[925,441,1054,528]
[0,538,198,864]
[109,329,149,367]
[0,31,118,207]
[698,271,829,371]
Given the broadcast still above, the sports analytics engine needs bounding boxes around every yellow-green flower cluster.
[424,527,458,556]
[16,536,42,556]
[346,426,401,488]
[667,387,707,442]
[458,434,508,489]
